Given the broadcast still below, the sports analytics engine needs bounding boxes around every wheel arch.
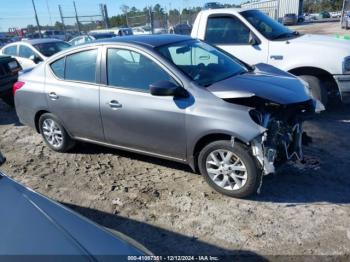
[189,132,248,172]
[34,110,50,133]
[288,66,338,93]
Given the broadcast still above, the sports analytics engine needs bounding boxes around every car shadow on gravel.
[252,165,350,204]
[63,202,266,259]
[0,100,22,126]
[72,142,195,173]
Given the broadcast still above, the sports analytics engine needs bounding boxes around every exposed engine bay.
[225,96,322,175]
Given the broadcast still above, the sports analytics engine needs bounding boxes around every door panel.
[100,88,187,159]
[100,47,187,159]
[45,48,103,141]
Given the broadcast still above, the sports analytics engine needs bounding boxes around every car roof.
[94,34,192,48]
[199,7,249,15]
[22,38,64,45]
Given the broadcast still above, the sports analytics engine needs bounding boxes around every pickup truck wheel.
[299,75,328,106]
[39,113,75,152]
[198,140,260,198]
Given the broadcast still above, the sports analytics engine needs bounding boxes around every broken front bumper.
[251,122,304,176]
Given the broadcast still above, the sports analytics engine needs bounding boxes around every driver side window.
[107,48,175,92]
[205,16,251,45]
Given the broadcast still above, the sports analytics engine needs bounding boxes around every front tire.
[38,113,75,152]
[198,140,260,198]
[299,75,328,106]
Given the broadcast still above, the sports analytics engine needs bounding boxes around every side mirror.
[150,80,187,97]
[0,151,6,166]
[29,54,42,64]
[249,32,261,46]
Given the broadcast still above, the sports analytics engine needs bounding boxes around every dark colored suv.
[0,55,22,106]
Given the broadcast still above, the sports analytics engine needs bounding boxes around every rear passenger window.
[3,46,17,56]
[65,49,98,83]
[19,45,35,59]
[50,57,65,79]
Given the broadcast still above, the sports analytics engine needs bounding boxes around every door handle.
[48,92,59,100]
[108,100,122,109]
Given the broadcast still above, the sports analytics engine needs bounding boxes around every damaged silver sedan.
[14,35,323,198]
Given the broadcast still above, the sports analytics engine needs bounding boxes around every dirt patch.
[289,21,350,36]
[0,99,350,256]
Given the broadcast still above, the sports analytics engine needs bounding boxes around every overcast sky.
[0,0,242,30]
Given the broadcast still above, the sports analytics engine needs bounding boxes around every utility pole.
[31,0,42,38]
[149,7,154,34]
[59,5,67,40]
[100,4,109,29]
[73,1,81,34]
[103,4,110,29]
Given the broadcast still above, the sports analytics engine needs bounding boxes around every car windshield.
[33,41,71,57]
[156,40,248,87]
[240,10,298,40]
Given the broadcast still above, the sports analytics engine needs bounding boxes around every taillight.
[13,81,25,95]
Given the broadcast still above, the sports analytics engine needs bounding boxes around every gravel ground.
[0,98,349,258]
[289,21,349,36]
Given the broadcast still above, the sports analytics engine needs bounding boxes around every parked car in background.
[14,35,321,198]
[132,27,152,35]
[23,32,41,40]
[69,33,116,46]
[0,39,9,48]
[0,39,71,69]
[153,28,168,34]
[341,11,350,29]
[330,11,342,18]
[192,8,350,105]
[318,11,331,19]
[0,55,21,106]
[169,23,192,35]
[43,30,72,41]
[203,2,224,9]
[0,153,149,257]
[90,27,133,36]
[297,14,305,23]
[282,13,298,25]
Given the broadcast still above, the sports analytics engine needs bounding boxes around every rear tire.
[198,140,260,198]
[38,113,75,152]
[299,75,328,106]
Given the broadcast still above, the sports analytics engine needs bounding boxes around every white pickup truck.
[191,8,350,105]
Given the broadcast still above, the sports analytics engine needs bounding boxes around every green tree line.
[303,0,343,13]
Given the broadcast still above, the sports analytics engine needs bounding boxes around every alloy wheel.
[42,119,63,148]
[206,149,248,191]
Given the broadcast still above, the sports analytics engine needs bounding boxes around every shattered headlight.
[343,56,350,74]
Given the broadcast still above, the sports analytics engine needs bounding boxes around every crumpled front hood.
[207,63,311,105]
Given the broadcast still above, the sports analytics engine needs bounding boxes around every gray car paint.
[208,63,310,104]
[14,35,310,170]
[0,171,147,257]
